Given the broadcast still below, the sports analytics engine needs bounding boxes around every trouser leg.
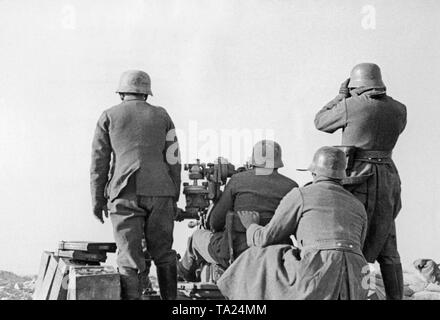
[349,166,403,299]
[178,236,200,282]
[109,197,146,300]
[180,230,217,270]
[178,229,216,281]
[142,196,177,300]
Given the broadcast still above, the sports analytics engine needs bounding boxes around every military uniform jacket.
[90,98,181,208]
[217,178,369,300]
[314,87,407,150]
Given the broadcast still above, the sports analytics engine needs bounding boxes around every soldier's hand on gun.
[237,211,260,229]
[339,78,351,98]
[93,204,109,224]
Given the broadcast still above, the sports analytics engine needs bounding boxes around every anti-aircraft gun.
[175,157,249,229]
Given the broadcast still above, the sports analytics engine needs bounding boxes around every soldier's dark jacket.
[314,87,407,150]
[218,178,369,300]
[207,169,298,268]
[314,87,407,264]
[90,97,181,209]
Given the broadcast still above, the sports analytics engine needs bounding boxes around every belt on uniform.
[301,239,363,256]
[355,150,392,163]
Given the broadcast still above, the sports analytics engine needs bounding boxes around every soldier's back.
[231,169,298,224]
[343,93,407,150]
[296,181,367,246]
[104,99,177,198]
[105,100,170,153]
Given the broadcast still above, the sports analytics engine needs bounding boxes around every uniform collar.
[313,176,343,185]
[350,86,387,97]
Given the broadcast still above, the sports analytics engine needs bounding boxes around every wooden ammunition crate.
[67,266,120,300]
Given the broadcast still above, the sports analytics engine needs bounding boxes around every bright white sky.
[1,0,439,275]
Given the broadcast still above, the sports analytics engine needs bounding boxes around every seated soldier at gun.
[177,140,298,281]
[217,147,369,300]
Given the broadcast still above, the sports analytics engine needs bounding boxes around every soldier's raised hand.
[339,78,351,98]
[237,211,260,229]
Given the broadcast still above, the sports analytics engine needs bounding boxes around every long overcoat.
[217,179,369,300]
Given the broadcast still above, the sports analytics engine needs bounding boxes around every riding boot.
[157,263,177,300]
[380,263,404,300]
[119,267,141,300]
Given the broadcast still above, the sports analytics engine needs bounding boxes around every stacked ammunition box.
[57,241,117,264]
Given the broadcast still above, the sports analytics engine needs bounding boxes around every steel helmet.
[348,63,385,88]
[251,140,284,169]
[299,146,347,179]
[116,70,153,95]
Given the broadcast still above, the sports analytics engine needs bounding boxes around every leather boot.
[119,268,141,300]
[380,263,404,300]
[156,263,177,300]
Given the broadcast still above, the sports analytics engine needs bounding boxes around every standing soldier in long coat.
[314,63,407,299]
[90,70,181,300]
[217,147,369,300]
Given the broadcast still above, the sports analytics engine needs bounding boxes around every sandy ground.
[0,271,36,300]
[2,260,439,300]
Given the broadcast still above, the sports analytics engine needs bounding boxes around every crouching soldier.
[217,147,369,300]
[177,140,298,281]
[90,70,181,300]
[314,63,407,299]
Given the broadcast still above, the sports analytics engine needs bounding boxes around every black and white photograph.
[0,0,439,309]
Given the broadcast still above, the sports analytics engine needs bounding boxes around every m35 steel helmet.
[251,140,284,169]
[348,63,385,88]
[298,146,347,179]
[116,70,153,95]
